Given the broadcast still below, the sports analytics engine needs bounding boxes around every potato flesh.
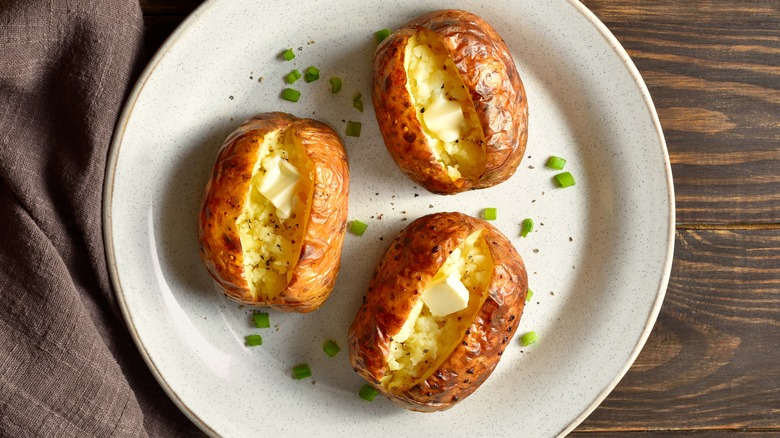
[404,30,485,181]
[236,129,313,299]
[384,231,493,389]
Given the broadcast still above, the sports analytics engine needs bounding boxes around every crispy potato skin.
[372,10,529,194]
[198,112,349,312]
[348,212,528,411]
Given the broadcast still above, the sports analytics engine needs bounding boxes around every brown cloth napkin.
[0,1,203,436]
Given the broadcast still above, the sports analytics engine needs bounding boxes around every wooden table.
[140,1,780,435]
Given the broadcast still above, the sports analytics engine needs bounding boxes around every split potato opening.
[236,128,314,300]
[383,230,494,389]
[404,30,486,182]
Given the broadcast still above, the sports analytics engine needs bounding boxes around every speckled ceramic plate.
[104,0,674,436]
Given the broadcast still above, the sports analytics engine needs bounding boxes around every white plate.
[104,0,674,436]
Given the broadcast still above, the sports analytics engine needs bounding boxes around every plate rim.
[102,1,675,436]
[103,0,221,435]
[554,3,675,435]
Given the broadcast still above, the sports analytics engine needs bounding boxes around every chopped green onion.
[284,69,302,84]
[520,331,538,347]
[304,66,320,83]
[482,208,497,220]
[375,29,391,43]
[244,334,263,347]
[329,76,342,93]
[281,48,295,61]
[353,93,364,112]
[520,218,534,238]
[281,88,301,102]
[252,312,270,329]
[554,172,576,188]
[546,155,567,170]
[346,121,362,137]
[359,384,379,401]
[292,364,312,380]
[350,219,368,236]
[323,340,341,357]
[526,288,533,302]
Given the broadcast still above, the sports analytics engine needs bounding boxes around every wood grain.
[580,0,780,225]
[576,230,780,432]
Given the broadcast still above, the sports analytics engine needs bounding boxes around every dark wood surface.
[139,0,780,434]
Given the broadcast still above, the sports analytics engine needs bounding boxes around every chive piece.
[244,334,263,347]
[323,340,341,357]
[554,172,576,188]
[482,208,497,220]
[282,48,295,61]
[359,384,379,401]
[329,76,342,93]
[353,93,364,112]
[520,331,538,347]
[375,29,391,43]
[346,121,362,137]
[526,288,533,302]
[546,156,567,170]
[350,219,368,236]
[252,312,270,329]
[281,88,301,102]
[304,66,320,83]
[285,69,302,84]
[520,218,534,238]
[292,364,312,380]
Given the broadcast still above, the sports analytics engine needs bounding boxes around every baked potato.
[198,112,349,312]
[348,212,528,411]
[372,10,529,194]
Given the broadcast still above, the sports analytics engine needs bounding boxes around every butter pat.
[423,97,465,142]
[421,273,470,317]
[258,157,301,219]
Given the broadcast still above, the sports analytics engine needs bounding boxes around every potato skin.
[373,10,529,194]
[198,112,349,312]
[348,212,528,411]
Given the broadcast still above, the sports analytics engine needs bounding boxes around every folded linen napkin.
[0,1,203,435]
